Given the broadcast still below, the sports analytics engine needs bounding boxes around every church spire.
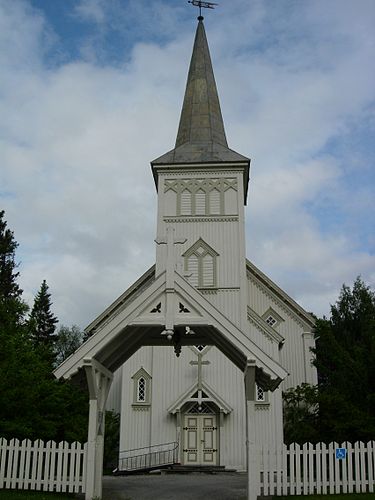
[152,18,249,165]
[175,17,228,149]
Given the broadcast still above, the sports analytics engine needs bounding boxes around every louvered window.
[180,190,192,215]
[195,190,206,215]
[202,254,214,287]
[184,239,218,289]
[187,254,199,287]
[209,188,220,215]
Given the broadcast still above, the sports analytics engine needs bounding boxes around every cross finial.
[188,0,218,20]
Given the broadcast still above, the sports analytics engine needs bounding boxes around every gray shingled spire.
[152,18,249,165]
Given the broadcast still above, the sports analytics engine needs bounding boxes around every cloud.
[74,0,106,25]
[1,0,374,328]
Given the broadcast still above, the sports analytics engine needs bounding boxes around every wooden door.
[183,414,217,465]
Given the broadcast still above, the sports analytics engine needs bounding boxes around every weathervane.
[188,0,218,19]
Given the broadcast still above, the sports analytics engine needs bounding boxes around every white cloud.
[0,0,374,328]
[74,0,106,24]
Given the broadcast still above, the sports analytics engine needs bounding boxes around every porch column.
[84,358,113,500]
[244,360,260,500]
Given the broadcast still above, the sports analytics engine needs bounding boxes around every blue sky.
[1,0,374,328]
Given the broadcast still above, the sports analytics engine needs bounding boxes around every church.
[99,16,317,471]
[54,14,317,496]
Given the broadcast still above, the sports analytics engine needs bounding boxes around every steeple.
[152,18,249,165]
[175,17,227,149]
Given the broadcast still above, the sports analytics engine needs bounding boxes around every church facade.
[86,18,317,471]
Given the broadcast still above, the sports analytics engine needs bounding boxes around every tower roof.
[152,18,249,165]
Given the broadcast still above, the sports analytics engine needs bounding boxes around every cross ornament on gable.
[190,351,210,405]
[155,226,187,355]
[155,226,186,290]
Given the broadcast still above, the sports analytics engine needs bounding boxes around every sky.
[1,0,374,329]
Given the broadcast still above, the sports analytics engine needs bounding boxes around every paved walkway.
[102,472,247,500]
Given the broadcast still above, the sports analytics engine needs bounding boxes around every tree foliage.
[0,210,27,326]
[283,383,320,444]
[0,210,88,443]
[313,277,375,443]
[28,280,58,355]
[54,325,83,366]
[103,411,120,471]
[283,277,375,444]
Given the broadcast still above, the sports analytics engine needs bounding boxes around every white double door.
[182,414,218,466]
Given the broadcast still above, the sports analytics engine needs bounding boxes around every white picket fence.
[0,438,87,493]
[261,441,375,496]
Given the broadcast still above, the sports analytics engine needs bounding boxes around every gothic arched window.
[132,367,152,409]
[183,239,219,289]
[180,189,192,215]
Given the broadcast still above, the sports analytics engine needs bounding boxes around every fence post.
[368,441,374,493]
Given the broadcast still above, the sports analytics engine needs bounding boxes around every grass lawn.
[0,491,77,499]
[277,495,375,499]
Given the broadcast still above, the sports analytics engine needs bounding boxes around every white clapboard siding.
[260,441,375,496]
[0,438,86,493]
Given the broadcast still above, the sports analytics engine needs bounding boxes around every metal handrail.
[117,440,179,472]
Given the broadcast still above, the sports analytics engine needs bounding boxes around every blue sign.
[336,448,346,460]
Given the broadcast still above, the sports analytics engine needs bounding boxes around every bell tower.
[151,17,251,332]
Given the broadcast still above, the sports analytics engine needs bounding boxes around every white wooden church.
[55,15,317,499]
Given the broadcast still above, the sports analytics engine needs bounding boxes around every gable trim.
[167,380,232,415]
[246,260,315,329]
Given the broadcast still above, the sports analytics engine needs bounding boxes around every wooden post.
[84,359,113,500]
[244,360,259,500]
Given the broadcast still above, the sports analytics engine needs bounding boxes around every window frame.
[183,238,219,289]
[262,307,284,329]
[255,383,269,405]
[131,367,152,409]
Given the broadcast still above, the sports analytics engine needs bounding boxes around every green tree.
[0,210,27,326]
[103,411,120,471]
[0,211,88,442]
[283,383,320,444]
[28,279,58,359]
[54,324,83,366]
[313,277,375,442]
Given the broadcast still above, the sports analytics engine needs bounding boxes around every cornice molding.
[158,169,245,177]
[163,216,238,223]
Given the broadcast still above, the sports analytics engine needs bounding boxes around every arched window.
[255,384,268,404]
[132,367,152,408]
[195,189,206,215]
[165,178,238,217]
[183,239,219,289]
[209,188,221,215]
[137,377,146,402]
[180,189,192,215]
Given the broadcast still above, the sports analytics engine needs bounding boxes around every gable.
[246,260,315,330]
[55,268,288,391]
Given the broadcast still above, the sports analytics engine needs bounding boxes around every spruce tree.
[0,211,88,442]
[29,280,58,353]
[0,210,27,325]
